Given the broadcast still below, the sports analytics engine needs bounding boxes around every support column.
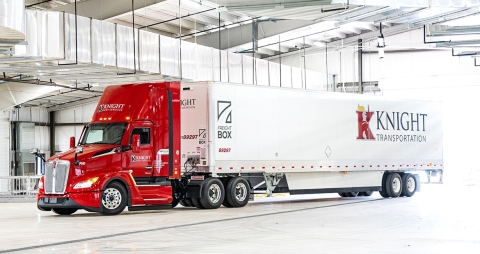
[358,39,363,94]
[49,111,55,157]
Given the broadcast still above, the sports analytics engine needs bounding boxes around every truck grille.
[44,160,70,194]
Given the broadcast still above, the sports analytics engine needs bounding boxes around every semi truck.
[32,81,443,215]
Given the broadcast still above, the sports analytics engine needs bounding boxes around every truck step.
[128,205,172,211]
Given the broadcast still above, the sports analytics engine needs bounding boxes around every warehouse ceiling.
[1,0,480,111]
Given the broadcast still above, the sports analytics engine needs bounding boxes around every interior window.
[131,128,150,145]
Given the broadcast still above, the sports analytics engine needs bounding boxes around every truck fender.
[185,180,204,199]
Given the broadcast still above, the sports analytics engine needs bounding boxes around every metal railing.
[0,176,41,198]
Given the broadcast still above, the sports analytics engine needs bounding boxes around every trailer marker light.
[272,166,276,169]
[241,167,244,169]
[302,166,304,169]
[126,116,131,120]
[320,166,323,168]
[343,171,347,174]
[218,167,222,170]
[262,167,266,169]
[370,165,372,167]
[311,166,314,169]
[251,167,255,169]
[291,166,295,168]
[282,166,285,169]
[328,166,331,168]
[385,165,388,167]
[346,166,348,168]
[230,167,233,170]
[108,117,112,120]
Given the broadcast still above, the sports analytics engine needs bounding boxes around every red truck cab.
[36,82,182,215]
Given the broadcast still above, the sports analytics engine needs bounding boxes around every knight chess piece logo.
[356,104,375,140]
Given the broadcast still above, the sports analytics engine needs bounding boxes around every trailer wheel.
[226,177,250,208]
[401,173,417,197]
[338,193,347,197]
[191,198,204,209]
[200,178,225,209]
[359,191,373,196]
[379,172,389,198]
[100,182,127,215]
[385,173,402,198]
[52,208,78,215]
[346,192,359,197]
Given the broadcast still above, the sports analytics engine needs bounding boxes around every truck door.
[124,123,154,178]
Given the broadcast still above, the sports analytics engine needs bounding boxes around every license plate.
[45,197,57,203]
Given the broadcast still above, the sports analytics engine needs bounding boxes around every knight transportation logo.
[355,104,429,143]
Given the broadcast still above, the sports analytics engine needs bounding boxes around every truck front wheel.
[225,177,250,208]
[199,178,225,209]
[100,182,127,215]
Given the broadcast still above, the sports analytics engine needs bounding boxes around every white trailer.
[180,82,443,199]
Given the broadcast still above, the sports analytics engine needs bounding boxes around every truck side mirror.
[70,136,76,148]
[132,134,141,153]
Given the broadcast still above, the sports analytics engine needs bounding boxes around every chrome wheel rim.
[208,184,221,204]
[102,188,122,210]
[407,177,416,192]
[235,182,248,202]
[392,177,401,193]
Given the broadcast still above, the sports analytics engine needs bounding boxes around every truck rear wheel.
[385,173,402,198]
[225,177,250,208]
[191,198,205,209]
[100,182,127,215]
[401,173,417,197]
[52,208,78,215]
[199,178,225,209]
[179,199,192,207]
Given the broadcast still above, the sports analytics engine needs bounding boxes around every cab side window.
[131,128,150,145]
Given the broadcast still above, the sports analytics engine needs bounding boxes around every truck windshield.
[80,123,127,145]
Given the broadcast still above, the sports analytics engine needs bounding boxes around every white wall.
[54,102,98,152]
[0,111,10,177]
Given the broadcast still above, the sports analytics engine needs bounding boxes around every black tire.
[171,197,180,208]
[385,173,402,198]
[359,191,373,196]
[401,173,417,197]
[226,177,250,208]
[379,172,389,198]
[191,197,205,209]
[179,199,191,207]
[223,198,233,207]
[100,182,127,215]
[199,178,225,209]
[346,192,359,197]
[52,208,78,215]
[338,192,347,197]
[184,198,193,207]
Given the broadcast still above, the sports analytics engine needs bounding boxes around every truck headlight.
[38,177,44,189]
[73,177,99,189]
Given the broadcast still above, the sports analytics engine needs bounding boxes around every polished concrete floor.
[0,185,479,254]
